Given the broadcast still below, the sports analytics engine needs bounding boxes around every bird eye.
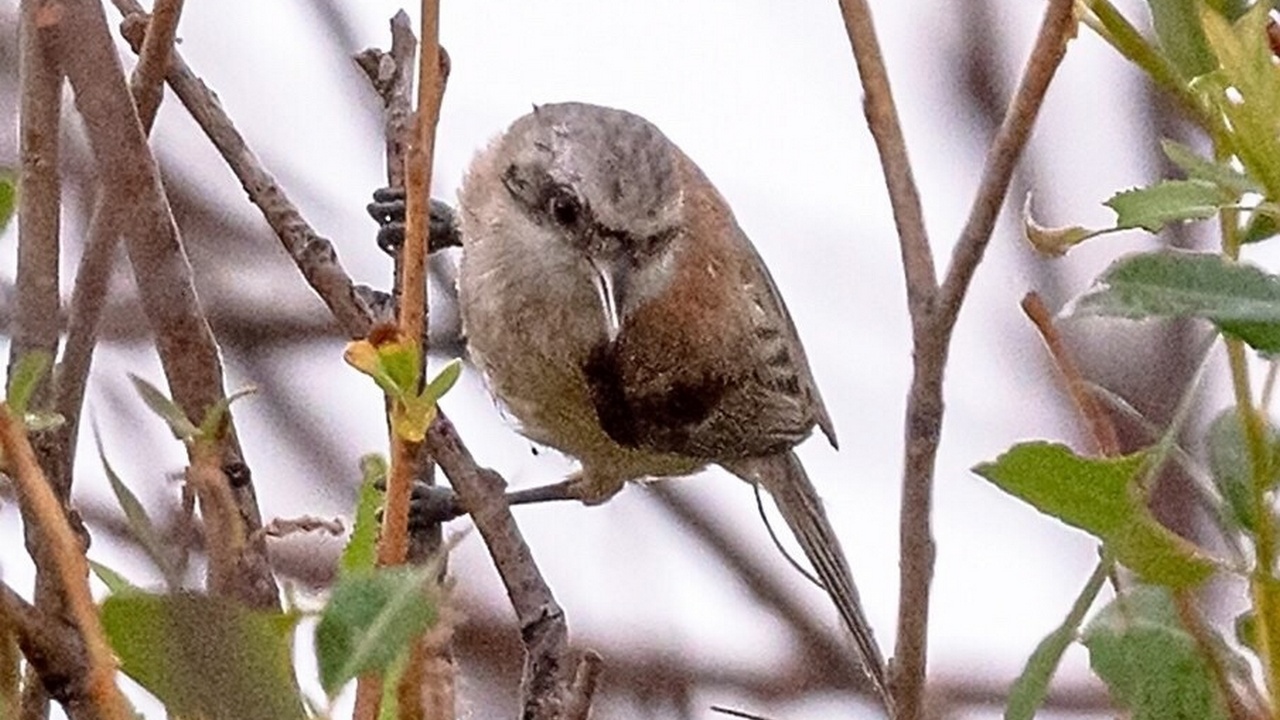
[548,191,581,227]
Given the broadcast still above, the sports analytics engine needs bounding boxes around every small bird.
[456,102,891,714]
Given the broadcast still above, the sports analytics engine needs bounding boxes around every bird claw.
[367,186,463,256]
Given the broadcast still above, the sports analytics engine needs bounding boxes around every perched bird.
[456,102,891,714]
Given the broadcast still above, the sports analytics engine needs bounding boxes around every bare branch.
[0,408,131,720]
[45,0,278,610]
[424,413,576,720]
[834,0,935,329]
[15,2,68,715]
[56,0,185,507]
[563,650,603,720]
[836,0,1078,716]
[937,0,1076,329]
[0,581,92,720]
[1021,292,1120,456]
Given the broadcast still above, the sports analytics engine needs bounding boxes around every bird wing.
[580,157,835,461]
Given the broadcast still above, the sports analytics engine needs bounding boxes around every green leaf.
[340,457,386,576]
[1072,250,1280,353]
[1104,179,1230,232]
[379,341,421,394]
[393,393,437,442]
[423,359,462,404]
[1160,139,1260,196]
[5,351,52,419]
[1082,585,1230,720]
[101,592,305,720]
[1005,562,1109,720]
[0,171,14,235]
[1199,4,1280,198]
[93,424,181,587]
[130,374,200,440]
[197,386,257,441]
[973,442,1216,587]
[344,335,424,400]
[1205,407,1278,534]
[1148,0,1217,80]
[314,567,437,697]
[88,560,139,595]
[1241,209,1279,244]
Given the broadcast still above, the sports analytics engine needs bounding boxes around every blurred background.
[0,0,1254,717]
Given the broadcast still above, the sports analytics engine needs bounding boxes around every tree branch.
[835,0,1077,716]
[0,408,131,720]
[56,0,184,512]
[15,2,68,716]
[424,414,580,720]
[45,0,278,611]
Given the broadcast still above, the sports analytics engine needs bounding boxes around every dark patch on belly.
[582,341,728,455]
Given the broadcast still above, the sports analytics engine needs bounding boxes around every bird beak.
[587,255,629,342]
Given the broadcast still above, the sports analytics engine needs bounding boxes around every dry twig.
[0,408,131,720]
[49,0,277,611]
[834,0,1078,716]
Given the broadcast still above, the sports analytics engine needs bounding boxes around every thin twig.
[14,2,66,716]
[0,407,131,720]
[0,580,89,718]
[834,0,936,327]
[56,0,184,504]
[1021,293,1120,456]
[10,0,61,428]
[836,0,1078,716]
[648,485,860,686]
[563,651,603,720]
[47,0,277,611]
[937,0,1076,329]
[423,414,576,720]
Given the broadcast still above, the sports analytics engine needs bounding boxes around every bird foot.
[366,186,463,256]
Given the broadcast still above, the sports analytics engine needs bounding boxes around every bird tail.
[726,452,894,718]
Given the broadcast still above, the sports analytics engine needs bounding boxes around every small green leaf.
[314,567,437,697]
[1073,250,1280,353]
[1005,562,1109,720]
[340,458,386,576]
[1104,179,1229,233]
[197,386,257,441]
[130,374,200,440]
[5,351,52,419]
[1082,585,1230,720]
[0,171,14,235]
[1160,139,1260,196]
[94,423,181,587]
[392,393,437,443]
[88,559,139,595]
[423,359,462,404]
[973,442,1217,587]
[1205,407,1277,534]
[101,592,306,720]
[379,341,421,395]
[344,334,423,399]
[1148,0,1217,80]
[1241,209,1279,245]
